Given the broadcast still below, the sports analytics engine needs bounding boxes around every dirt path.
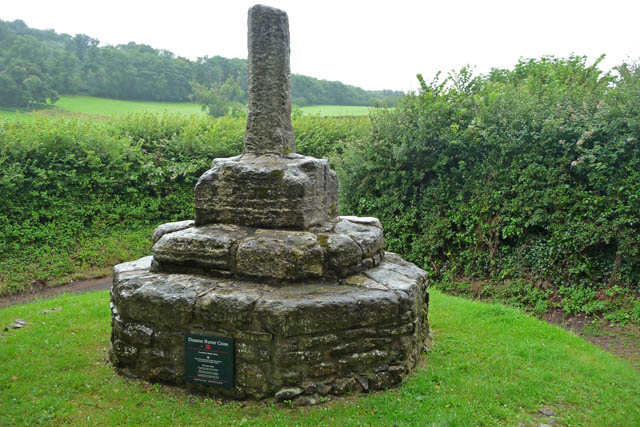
[1,277,638,369]
[0,276,112,308]
[542,309,640,370]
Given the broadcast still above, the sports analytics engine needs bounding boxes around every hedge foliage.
[3,56,639,322]
[339,56,640,321]
[0,113,368,293]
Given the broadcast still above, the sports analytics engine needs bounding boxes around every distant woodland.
[0,19,403,108]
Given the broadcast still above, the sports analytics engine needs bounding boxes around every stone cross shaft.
[244,4,296,156]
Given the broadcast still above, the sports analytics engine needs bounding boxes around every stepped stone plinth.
[109,4,429,404]
[151,216,384,280]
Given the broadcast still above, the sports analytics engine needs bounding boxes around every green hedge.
[4,57,639,323]
[338,56,640,322]
[0,113,369,293]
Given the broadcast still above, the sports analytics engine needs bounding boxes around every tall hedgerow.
[338,56,640,321]
[0,113,368,294]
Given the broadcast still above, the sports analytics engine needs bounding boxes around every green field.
[0,109,32,120]
[0,97,371,120]
[299,105,371,116]
[54,97,372,117]
[53,95,205,116]
[1,289,638,425]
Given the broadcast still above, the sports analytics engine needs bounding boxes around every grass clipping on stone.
[1,290,638,425]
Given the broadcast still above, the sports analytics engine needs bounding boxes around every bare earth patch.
[541,309,640,370]
[0,276,112,308]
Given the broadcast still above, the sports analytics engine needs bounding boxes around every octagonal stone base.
[109,253,429,403]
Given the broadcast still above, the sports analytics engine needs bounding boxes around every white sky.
[2,0,639,91]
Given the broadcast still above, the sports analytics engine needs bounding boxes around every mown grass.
[0,98,372,121]
[299,105,371,116]
[1,289,638,425]
[53,95,205,116]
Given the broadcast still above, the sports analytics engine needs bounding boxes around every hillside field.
[298,105,371,116]
[0,109,32,120]
[53,95,204,116]
[0,96,371,120]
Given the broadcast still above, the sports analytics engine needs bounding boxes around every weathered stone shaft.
[244,4,295,156]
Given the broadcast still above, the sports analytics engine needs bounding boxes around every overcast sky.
[3,0,639,91]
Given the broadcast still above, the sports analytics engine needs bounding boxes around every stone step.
[151,216,384,281]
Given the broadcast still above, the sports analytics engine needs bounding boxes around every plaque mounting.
[184,333,234,388]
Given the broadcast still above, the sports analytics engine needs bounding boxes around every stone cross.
[244,4,296,156]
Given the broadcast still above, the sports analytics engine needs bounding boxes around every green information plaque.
[184,333,234,388]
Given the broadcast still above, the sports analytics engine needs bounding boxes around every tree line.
[0,19,403,109]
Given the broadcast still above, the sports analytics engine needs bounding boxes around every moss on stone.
[329,202,338,217]
[345,275,368,286]
[317,234,329,248]
[269,169,284,181]
[305,262,323,275]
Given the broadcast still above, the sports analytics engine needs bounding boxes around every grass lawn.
[299,105,371,116]
[1,289,638,425]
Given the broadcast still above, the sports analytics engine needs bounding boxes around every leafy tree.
[0,44,59,108]
[49,50,83,93]
[0,72,23,106]
[68,33,99,62]
[23,74,58,105]
[190,76,245,117]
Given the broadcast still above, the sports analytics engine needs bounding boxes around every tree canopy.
[0,19,404,109]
